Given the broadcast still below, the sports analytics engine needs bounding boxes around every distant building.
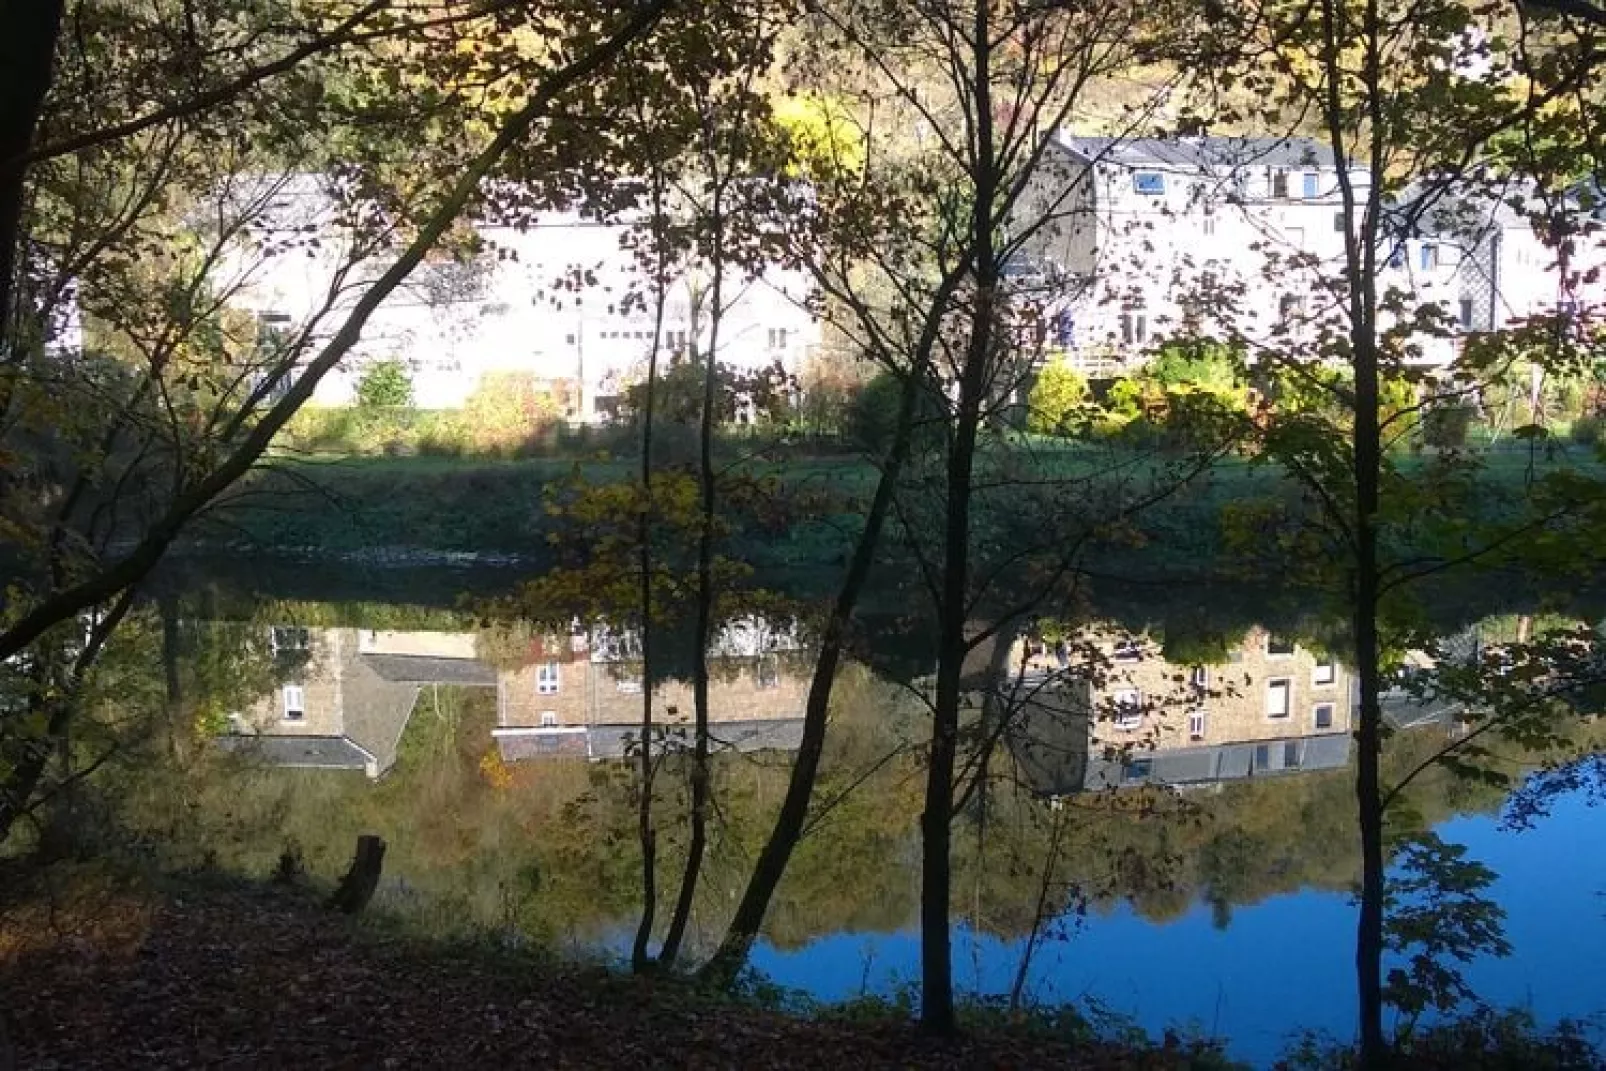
[220,175,818,419]
[220,627,496,778]
[1009,624,1353,796]
[1015,134,1600,376]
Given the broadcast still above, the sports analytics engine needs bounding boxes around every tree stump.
[325,834,386,914]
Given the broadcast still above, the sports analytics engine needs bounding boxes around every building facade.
[223,177,818,419]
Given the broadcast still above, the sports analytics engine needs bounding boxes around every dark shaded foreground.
[0,868,1206,1070]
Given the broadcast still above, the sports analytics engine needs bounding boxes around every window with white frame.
[1266,678,1291,718]
[540,711,559,727]
[1111,688,1142,729]
[1314,702,1335,729]
[1460,299,1475,329]
[1188,708,1207,740]
[1271,170,1290,199]
[1268,636,1296,656]
[270,626,309,654]
[1189,665,1208,689]
[1113,637,1143,662]
[1132,172,1166,195]
[1313,659,1336,685]
[1120,310,1147,345]
[536,661,561,695]
[1302,172,1320,198]
[282,684,305,721]
[1420,243,1439,270]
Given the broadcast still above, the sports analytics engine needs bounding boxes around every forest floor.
[0,865,1222,1071]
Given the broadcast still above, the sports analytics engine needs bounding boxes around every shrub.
[459,372,565,456]
[355,359,414,409]
[845,370,946,455]
[1026,357,1090,435]
[1422,405,1474,449]
[1569,414,1603,446]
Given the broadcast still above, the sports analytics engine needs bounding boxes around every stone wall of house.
[1080,625,1350,753]
[497,653,808,729]
[237,628,346,738]
[356,629,479,659]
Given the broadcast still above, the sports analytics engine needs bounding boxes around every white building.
[221,176,818,420]
[1018,134,1599,373]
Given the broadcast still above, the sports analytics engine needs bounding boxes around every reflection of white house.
[220,627,496,778]
[220,175,818,418]
[1018,135,1601,373]
[493,618,807,762]
[1009,624,1354,797]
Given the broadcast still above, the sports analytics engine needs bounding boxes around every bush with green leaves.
[1026,358,1090,435]
[355,359,414,410]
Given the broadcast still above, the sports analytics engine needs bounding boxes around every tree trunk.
[629,165,670,975]
[0,0,64,339]
[325,834,386,914]
[661,208,727,968]
[921,0,996,1034]
[699,366,923,989]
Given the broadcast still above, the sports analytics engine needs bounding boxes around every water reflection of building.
[493,621,808,762]
[221,628,496,778]
[1011,625,1354,795]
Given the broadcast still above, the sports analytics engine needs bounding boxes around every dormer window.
[1132,172,1166,196]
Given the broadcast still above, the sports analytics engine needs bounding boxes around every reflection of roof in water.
[360,653,497,685]
[218,734,373,770]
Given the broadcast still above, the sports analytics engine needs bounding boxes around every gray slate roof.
[218,734,372,770]
[1055,135,1340,171]
[360,653,497,686]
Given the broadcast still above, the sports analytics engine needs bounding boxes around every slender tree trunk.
[921,0,996,1034]
[699,366,924,988]
[159,592,186,762]
[630,167,670,975]
[1353,334,1388,1067]
[0,0,64,341]
[661,202,727,968]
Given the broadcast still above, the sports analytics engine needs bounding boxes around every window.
[1188,708,1207,740]
[1255,744,1271,770]
[767,327,788,350]
[757,655,780,690]
[1314,702,1335,729]
[1120,312,1147,345]
[1132,171,1166,195]
[1278,294,1304,322]
[1313,659,1335,685]
[1333,212,1346,233]
[540,711,559,727]
[1420,243,1439,271]
[1266,677,1291,718]
[1123,758,1154,781]
[1388,244,1406,270]
[1111,688,1142,729]
[1268,636,1295,656]
[565,333,576,345]
[1271,170,1290,199]
[282,684,305,721]
[1284,741,1302,768]
[1189,665,1209,689]
[1113,637,1143,662]
[1302,172,1320,199]
[1202,213,1217,237]
[1459,298,1475,329]
[616,675,643,694]
[536,661,561,695]
[270,626,309,653]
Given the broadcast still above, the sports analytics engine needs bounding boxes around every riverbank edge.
[0,862,1235,1070]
